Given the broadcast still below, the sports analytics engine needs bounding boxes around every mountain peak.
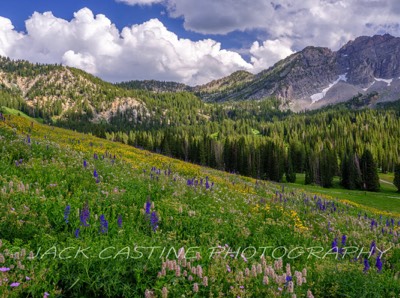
[195,34,400,110]
[342,33,396,50]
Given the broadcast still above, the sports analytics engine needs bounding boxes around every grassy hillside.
[0,106,43,123]
[287,174,400,213]
[0,116,399,297]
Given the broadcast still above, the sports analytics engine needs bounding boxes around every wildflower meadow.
[0,115,399,297]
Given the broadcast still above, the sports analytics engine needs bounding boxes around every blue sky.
[0,0,399,85]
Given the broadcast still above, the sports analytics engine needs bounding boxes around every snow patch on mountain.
[310,73,347,103]
[362,81,375,91]
[374,77,393,86]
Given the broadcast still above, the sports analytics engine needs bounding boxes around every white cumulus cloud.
[0,8,252,85]
[162,0,400,51]
[0,17,23,57]
[250,39,295,72]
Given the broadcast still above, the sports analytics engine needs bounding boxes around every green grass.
[285,173,400,213]
[380,172,397,191]
[1,106,43,123]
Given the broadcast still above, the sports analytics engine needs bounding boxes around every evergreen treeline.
[57,99,399,191]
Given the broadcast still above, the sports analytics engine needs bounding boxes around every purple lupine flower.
[93,170,98,178]
[341,235,347,246]
[376,257,383,272]
[93,153,98,159]
[99,214,108,234]
[332,238,338,252]
[327,221,331,232]
[285,275,292,282]
[75,228,80,238]
[386,219,390,227]
[370,241,376,255]
[27,135,31,144]
[205,180,210,189]
[363,258,370,272]
[80,203,90,227]
[150,211,159,232]
[145,199,151,215]
[83,160,87,168]
[64,205,71,224]
[117,215,123,228]
[370,219,375,230]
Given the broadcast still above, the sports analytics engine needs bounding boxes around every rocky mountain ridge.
[0,57,150,123]
[197,34,400,110]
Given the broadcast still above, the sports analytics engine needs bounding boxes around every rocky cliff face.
[196,34,400,110]
[337,34,400,85]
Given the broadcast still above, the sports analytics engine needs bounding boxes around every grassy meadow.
[0,115,399,297]
[287,174,400,214]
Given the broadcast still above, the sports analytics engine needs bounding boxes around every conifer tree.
[360,149,380,192]
[393,163,400,192]
[305,151,314,185]
[341,151,362,190]
[320,144,336,188]
[285,153,296,183]
[341,153,350,188]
